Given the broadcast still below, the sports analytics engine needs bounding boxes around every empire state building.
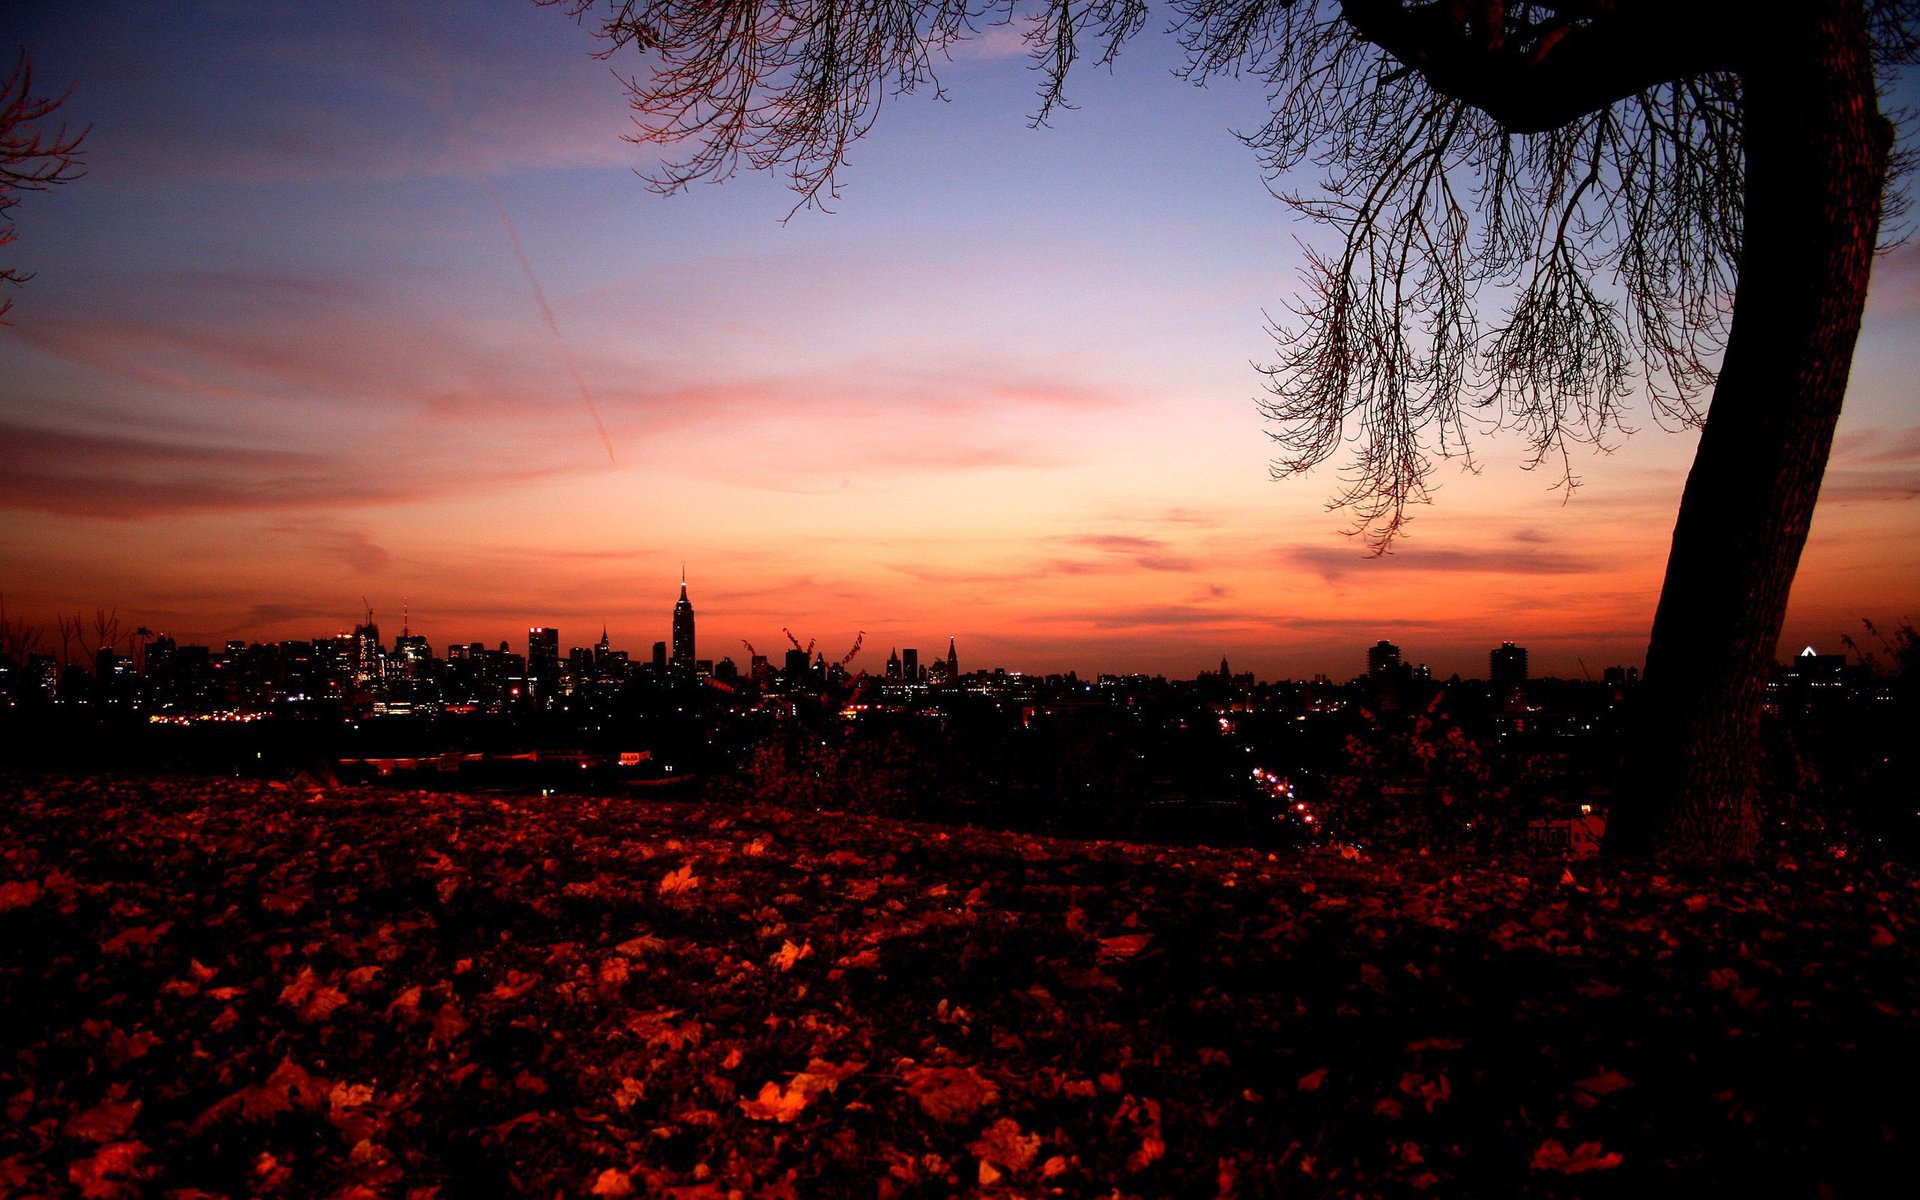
[670,572,696,671]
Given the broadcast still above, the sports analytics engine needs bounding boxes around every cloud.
[12,280,578,422]
[1866,240,1920,319]
[1046,604,1254,631]
[1062,534,1166,553]
[1136,555,1197,573]
[1816,471,1920,505]
[239,603,358,630]
[1287,542,1601,583]
[885,564,1033,586]
[944,23,1034,62]
[269,520,393,575]
[1051,532,1197,574]
[1832,425,1920,468]
[0,422,588,519]
[1817,426,1920,505]
[83,3,641,186]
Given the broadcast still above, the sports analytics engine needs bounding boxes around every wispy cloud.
[1287,541,1600,584]
[0,422,590,519]
[1052,533,1197,573]
[269,519,393,575]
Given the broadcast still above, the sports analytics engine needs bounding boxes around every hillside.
[2,776,1915,1197]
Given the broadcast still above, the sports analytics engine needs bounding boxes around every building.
[1490,642,1528,685]
[947,637,959,681]
[1491,642,1528,708]
[902,648,920,683]
[1366,640,1401,678]
[670,573,696,671]
[783,647,811,682]
[528,627,560,698]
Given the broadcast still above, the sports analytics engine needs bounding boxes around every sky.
[3,1,1917,681]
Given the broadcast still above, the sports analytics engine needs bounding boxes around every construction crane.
[782,628,815,658]
[840,631,865,667]
[741,639,758,659]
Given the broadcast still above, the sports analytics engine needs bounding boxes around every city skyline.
[15,571,1814,688]
[3,3,1917,682]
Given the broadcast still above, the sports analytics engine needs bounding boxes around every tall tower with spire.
[946,636,958,682]
[670,567,696,672]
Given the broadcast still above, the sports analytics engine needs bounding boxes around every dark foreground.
[2,777,1915,1198]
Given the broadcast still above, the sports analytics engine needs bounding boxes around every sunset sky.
[4,1,1917,681]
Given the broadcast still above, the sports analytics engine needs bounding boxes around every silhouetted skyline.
[3,4,1915,681]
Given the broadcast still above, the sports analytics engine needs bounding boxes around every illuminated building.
[529,626,560,701]
[671,572,696,672]
[1366,640,1401,678]
[1490,642,1529,685]
[1491,641,1529,711]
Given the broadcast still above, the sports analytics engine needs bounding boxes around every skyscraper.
[670,571,695,671]
[528,627,559,698]
[1366,639,1401,678]
[1491,641,1529,709]
[1490,642,1529,688]
[946,637,958,681]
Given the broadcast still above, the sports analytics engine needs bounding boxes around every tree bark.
[1612,2,1892,860]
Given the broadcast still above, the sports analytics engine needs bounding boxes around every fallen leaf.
[64,1098,140,1143]
[0,880,43,911]
[1531,1139,1624,1174]
[770,939,812,972]
[659,865,699,896]
[1098,933,1153,962]
[1574,1069,1633,1097]
[971,1116,1041,1174]
[903,1064,999,1123]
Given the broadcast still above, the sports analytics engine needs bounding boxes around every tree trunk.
[1612,4,1892,860]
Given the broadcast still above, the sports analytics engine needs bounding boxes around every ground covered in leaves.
[2,776,1916,1198]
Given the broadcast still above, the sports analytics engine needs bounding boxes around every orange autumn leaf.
[66,1140,147,1198]
[615,932,668,957]
[279,966,349,1023]
[1531,1139,1624,1174]
[0,879,43,911]
[428,1002,469,1048]
[1097,933,1153,962]
[739,1080,812,1123]
[790,1057,864,1095]
[970,1116,1041,1174]
[770,939,813,971]
[903,1064,999,1123]
[63,1097,140,1143]
[1574,1069,1633,1097]
[739,1058,863,1122]
[489,969,540,1000]
[99,924,170,956]
[659,865,699,896]
[195,1056,332,1130]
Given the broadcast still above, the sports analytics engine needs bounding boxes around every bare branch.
[1,49,86,321]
